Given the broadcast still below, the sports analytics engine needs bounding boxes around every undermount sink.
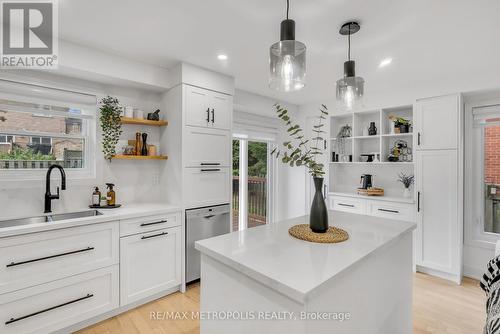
[0,210,103,229]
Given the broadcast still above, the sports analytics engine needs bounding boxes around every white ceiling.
[59,0,500,105]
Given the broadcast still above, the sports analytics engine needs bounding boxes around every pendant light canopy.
[336,21,364,110]
[269,0,306,92]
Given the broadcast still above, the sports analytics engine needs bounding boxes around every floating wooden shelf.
[120,117,168,126]
[112,155,168,160]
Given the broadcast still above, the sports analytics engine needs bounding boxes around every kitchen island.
[195,211,416,334]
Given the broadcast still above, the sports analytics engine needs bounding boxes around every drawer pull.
[338,203,355,208]
[5,293,94,325]
[6,247,94,268]
[200,162,221,166]
[378,208,400,214]
[141,231,169,240]
[140,220,167,227]
[201,168,221,172]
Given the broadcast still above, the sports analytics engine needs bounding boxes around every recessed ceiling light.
[379,58,393,68]
[217,54,228,61]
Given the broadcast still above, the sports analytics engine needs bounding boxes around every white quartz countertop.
[0,203,181,238]
[195,211,416,303]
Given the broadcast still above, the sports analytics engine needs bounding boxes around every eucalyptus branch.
[271,104,328,177]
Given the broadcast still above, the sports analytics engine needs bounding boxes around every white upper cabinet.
[185,85,232,130]
[414,94,460,150]
[184,127,231,167]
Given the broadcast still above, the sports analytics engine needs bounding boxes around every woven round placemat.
[288,224,349,243]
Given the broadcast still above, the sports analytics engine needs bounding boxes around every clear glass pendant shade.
[336,76,364,110]
[269,40,306,92]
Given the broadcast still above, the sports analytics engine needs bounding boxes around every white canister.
[133,109,144,119]
[124,106,134,118]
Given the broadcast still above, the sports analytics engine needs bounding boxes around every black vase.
[141,133,148,156]
[310,177,329,233]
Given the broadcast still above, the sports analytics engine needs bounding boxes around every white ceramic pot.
[133,109,144,119]
[124,106,134,118]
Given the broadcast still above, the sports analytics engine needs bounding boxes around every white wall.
[0,71,165,219]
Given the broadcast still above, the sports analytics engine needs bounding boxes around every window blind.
[473,104,500,127]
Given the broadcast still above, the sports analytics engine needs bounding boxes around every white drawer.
[0,266,118,334]
[120,212,181,237]
[329,196,366,214]
[183,167,230,208]
[184,126,231,167]
[0,222,119,294]
[367,200,415,222]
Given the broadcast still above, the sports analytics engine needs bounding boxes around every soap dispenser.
[106,183,116,206]
[92,187,101,206]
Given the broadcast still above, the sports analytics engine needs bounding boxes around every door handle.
[338,203,354,208]
[417,191,421,212]
[417,132,421,146]
[200,163,221,166]
[140,220,167,227]
[141,231,169,240]
[5,294,94,325]
[206,108,210,123]
[211,108,215,124]
[378,208,400,214]
[203,214,216,219]
[201,168,221,172]
[323,140,327,150]
[7,247,94,267]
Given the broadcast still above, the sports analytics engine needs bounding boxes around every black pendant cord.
[286,0,289,19]
[348,27,351,61]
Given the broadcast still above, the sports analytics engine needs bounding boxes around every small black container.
[309,177,329,233]
[141,133,148,156]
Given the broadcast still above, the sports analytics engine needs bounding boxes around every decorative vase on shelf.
[403,187,411,198]
[141,133,148,156]
[368,122,377,136]
[310,177,328,233]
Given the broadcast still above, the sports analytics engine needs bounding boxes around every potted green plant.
[271,104,329,233]
[99,96,123,161]
[397,173,414,198]
[389,115,411,134]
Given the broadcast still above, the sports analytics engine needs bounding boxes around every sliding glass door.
[232,139,273,231]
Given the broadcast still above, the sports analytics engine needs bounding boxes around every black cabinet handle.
[6,247,94,268]
[206,108,210,123]
[417,132,421,146]
[323,140,327,150]
[417,191,421,212]
[5,293,94,325]
[141,231,169,240]
[211,108,215,124]
[200,163,221,166]
[201,168,221,172]
[338,203,355,208]
[378,208,400,214]
[140,220,167,227]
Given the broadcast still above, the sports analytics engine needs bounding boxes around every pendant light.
[269,0,306,92]
[336,21,364,110]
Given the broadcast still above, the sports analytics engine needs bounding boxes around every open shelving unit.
[120,117,168,126]
[330,105,414,163]
[116,117,168,161]
[111,155,168,160]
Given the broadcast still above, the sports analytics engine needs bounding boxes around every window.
[0,79,96,178]
[466,103,500,248]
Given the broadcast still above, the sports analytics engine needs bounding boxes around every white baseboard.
[416,266,462,284]
[463,265,484,281]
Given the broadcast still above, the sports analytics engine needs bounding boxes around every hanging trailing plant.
[271,103,328,177]
[99,96,122,161]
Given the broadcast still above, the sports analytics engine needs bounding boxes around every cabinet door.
[184,126,231,167]
[185,85,210,128]
[415,150,459,275]
[183,167,231,208]
[209,92,232,130]
[120,227,181,306]
[414,94,460,150]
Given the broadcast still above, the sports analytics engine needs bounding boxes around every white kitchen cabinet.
[120,227,182,306]
[414,94,460,150]
[329,196,366,214]
[184,126,231,167]
[367,200,415,222]
[185,85,232,130]
[415,150,461,281]
[0,266,119,334]
[0,222,119,294]
[120,212,181,237]
[183,167,231,208]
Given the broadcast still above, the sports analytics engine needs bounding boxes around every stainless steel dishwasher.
[186,204,230,283]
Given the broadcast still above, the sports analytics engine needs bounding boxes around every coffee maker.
[360,174,373,189]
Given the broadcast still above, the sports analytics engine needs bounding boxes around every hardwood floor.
[76,273,486,334]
